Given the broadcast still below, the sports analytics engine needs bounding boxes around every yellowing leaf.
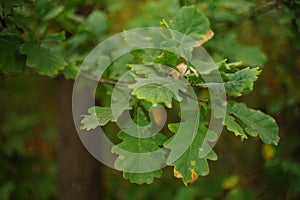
[80,107,114,130]
[174,168,198,185]
[194,30,214,47]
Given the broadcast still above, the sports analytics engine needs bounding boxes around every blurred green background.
[0,0,300,199]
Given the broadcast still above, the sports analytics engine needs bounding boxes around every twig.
[240,1,279,21]
[215,1,281,29]
[179,89,208,103]
[99,78,130,87]
[0,73,23,78]
[79,73,131,87]
[80,73,209,103]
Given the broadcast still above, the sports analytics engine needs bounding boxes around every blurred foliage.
[0,74,57,200]
[0,0,300,199]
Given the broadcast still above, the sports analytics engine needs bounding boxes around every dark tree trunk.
[57,77,103,200]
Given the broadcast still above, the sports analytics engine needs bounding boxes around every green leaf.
[225,67,261,97]
[227,101,280,145]
[154,51,179,68]
[128,63,172,78]
[123,28,158,48]
[112,131,167,184]
[165,103,218,185]
[80,107,114,130]
[20,39,67,76]
[217,59,242,73]
[61,61,78,80]
[111,107,167,184]
[84,10,108,36]
[127,64,160,77]
[224,115,247,140]
[196,66,260,97]
[43,5,64,21]
[130,49,161,63]
[129,76,187,108]
[168,122,218,185]
[113,131,167,153]
[158,6,214,61]
[123,170,163,185]
[169,6,212,42]
[41,32,66,44]
[211,32,267,66]
[0,34,26,74]
[81,54,111,79]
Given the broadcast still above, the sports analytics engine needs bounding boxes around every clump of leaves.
[81,6,279,185]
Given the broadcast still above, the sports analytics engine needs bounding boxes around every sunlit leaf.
[129,76,187,108]
[80,107,114,130]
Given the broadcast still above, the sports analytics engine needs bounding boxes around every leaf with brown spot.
[167,121,218,185]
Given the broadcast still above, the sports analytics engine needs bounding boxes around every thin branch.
[99,78,130,87]
[0,73,23,78]
[79,73,209,103]
[240,1,280,21]
[215,1,281,29]
[179,89,208,104]
[78,73,131,87]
